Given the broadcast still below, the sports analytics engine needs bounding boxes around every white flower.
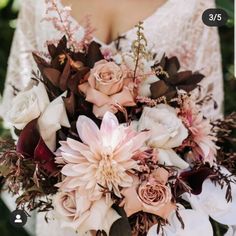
[138,105,188,148]
[139,75,159,97]
[137,105,189,169]
[147,207,213,236]
[75,198,120,235]
[225,226,236,236]
[38,92,70,151]
[158,148,189,169]
[7,83,49,129]
[54,191,120,235]
[122,54,159,97]
[183,167,236,226]
[138,59,159,97]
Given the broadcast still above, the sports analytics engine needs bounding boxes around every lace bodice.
[0,0,224,235]
[1,0,223,120]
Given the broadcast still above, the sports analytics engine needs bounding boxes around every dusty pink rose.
[79,60,135,118]
[138,180,171,209]
[120,168,176,219]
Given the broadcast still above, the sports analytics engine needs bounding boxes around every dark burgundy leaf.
[55,35,67,56]
[63,92,76,117]
[159,54,166,68]
[177,84,198,92]
[165,56,180,77]
[59,58,71,91]
[150,55,205,100]
[32,53,50,70]
[47,44,57,58]
[150,80,169,99]
[171,71,193,85]
[16,119,40,158]
[86,41,104,68]
[182,73,205,86]
[43,68,61,87]
[68,67,90,93]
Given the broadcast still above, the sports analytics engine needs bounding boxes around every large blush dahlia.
[56,112,150,200]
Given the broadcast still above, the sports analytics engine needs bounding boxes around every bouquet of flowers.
[1,1,236,235]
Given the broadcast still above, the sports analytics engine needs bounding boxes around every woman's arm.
[0,0,37,120]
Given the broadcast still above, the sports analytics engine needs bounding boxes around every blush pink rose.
[93,60,124,95]
[79,60,136,118]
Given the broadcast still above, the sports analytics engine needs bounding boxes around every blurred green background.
[0,0,234,235]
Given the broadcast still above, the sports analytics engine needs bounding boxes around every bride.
[0,0,224,235]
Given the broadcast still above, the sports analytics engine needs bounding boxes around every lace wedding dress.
[0,0,224,235]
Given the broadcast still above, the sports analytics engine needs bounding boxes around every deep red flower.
[16,119,58,174]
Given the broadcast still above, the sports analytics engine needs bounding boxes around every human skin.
[61,0,167,44]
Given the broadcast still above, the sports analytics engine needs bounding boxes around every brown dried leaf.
[43,68,61,87]
[150,80,169,99]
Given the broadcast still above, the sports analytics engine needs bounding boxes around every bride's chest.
[35,0,199,57]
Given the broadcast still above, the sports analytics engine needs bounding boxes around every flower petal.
[184,168,236,225]
[76,198,121,235]
[157,149,189,169]
[147,208,213,236]
[100,112,119,136]
[76,115,101,147]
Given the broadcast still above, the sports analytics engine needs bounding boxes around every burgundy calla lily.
[16,119,58,174]
[180,166,215,195]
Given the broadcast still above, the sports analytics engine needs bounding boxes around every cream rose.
[137,105,189,169]
[7,83,50,130]
[54,190,94,220]
[79,60,135,118]
[138,104,188,148]
[54,191,82,221]
[54,191,120,235]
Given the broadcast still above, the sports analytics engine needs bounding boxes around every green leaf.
[216,0,234,19]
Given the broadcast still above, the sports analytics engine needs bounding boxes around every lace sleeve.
[181,0,224,120]
[0,0,37,119]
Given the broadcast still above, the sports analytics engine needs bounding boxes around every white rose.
[7,83,49,129]
[137,105,189,169]
[38,91,70,151]
[138,105,188,148]
[54,192,120,236]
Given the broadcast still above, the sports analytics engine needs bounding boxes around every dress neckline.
[58,0,171,46]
